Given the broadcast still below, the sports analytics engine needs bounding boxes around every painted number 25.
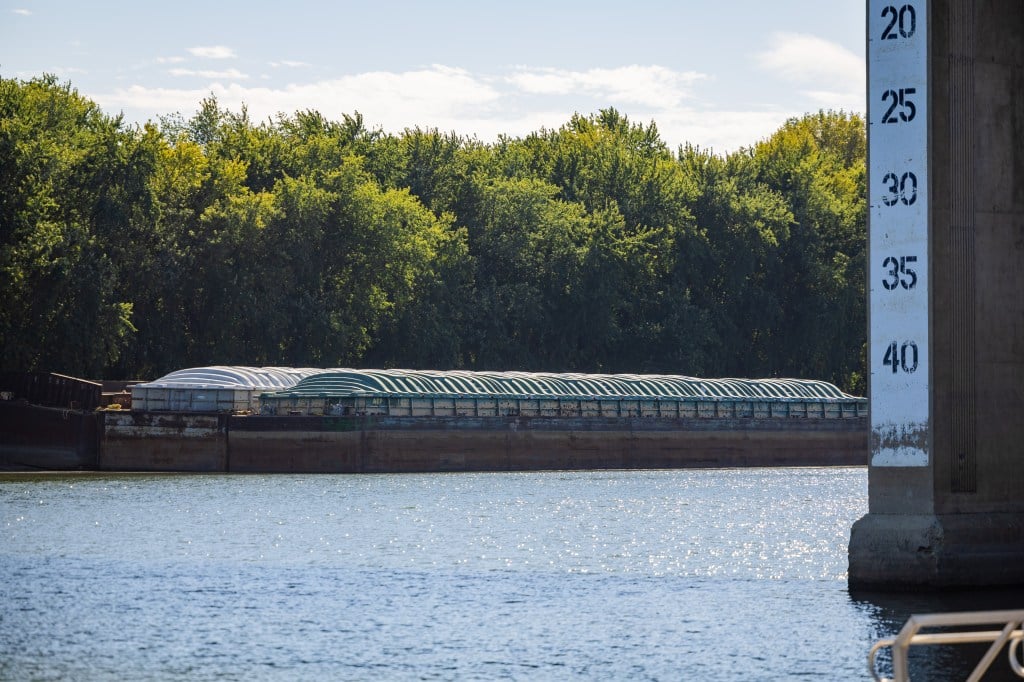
[881,88,917,123]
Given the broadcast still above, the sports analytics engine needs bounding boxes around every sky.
[1,1,866,153]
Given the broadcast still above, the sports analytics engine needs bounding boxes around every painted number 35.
[882,255,918,290]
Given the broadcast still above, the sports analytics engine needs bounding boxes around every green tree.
[0,75,141,376]
[1,77,867,387]
[678,146,793,376]
[747,111,867,390]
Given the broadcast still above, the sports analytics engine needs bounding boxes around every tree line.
[0,75,867,393]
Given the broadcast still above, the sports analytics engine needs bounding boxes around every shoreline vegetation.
[0,75,866,393]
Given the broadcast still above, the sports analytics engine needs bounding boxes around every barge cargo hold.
[5,368,869,473]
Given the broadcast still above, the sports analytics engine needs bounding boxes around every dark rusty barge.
[2,368,869,473]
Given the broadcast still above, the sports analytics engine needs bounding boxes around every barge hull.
[227,415,867,473]
[4,412,868,473]
[101,412,228,472]
[0,402,101,470]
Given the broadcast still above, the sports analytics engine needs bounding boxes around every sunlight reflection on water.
[1,467,1019,679]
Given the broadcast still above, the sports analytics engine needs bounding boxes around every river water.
[1,467,1021,680]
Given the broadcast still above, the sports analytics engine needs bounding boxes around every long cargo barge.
[97,411,866,472]
[3,368,869,473]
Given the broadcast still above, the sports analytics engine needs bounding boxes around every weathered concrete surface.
[850,0,1024,589]
[850,513,1024,589]
[101,411,227,472]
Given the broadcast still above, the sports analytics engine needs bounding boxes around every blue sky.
[1,1,866,152]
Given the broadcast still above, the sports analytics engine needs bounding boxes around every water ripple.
[2,467,1011,679]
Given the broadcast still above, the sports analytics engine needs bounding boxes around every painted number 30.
[882,171,918,206]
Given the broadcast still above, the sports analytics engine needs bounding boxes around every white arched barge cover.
[131,366,321,413]
[135,366,320,390]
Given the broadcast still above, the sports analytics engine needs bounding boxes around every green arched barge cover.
[264,369,862,402]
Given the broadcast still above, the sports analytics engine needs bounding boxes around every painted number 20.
[881,4,917,40]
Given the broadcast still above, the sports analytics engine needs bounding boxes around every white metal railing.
[869,610,1024,682]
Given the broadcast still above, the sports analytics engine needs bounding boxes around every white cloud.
[801,88,865,113]
[13,8,31,16]
[507,65,706,109]
[187,46,237,60]
[98,84,208,114]
[270,60,311,69]
[757,32,863,93]
[644,108,805,154]
[157,56,186,65]
[100,65,500,127]
[168,68,249,80]
[94,63,809,153]
[40,66,88,78]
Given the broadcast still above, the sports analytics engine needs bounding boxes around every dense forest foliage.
[0,75,867,392]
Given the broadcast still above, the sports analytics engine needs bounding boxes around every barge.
[3,367,869,473]
[0,372,104,470]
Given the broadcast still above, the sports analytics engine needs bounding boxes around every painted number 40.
[883,340,919,374]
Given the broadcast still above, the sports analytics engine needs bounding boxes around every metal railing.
[869,610,1024,682]
[260,393,869,419]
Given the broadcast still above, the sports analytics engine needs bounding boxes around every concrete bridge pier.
[848,0,1024,589]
